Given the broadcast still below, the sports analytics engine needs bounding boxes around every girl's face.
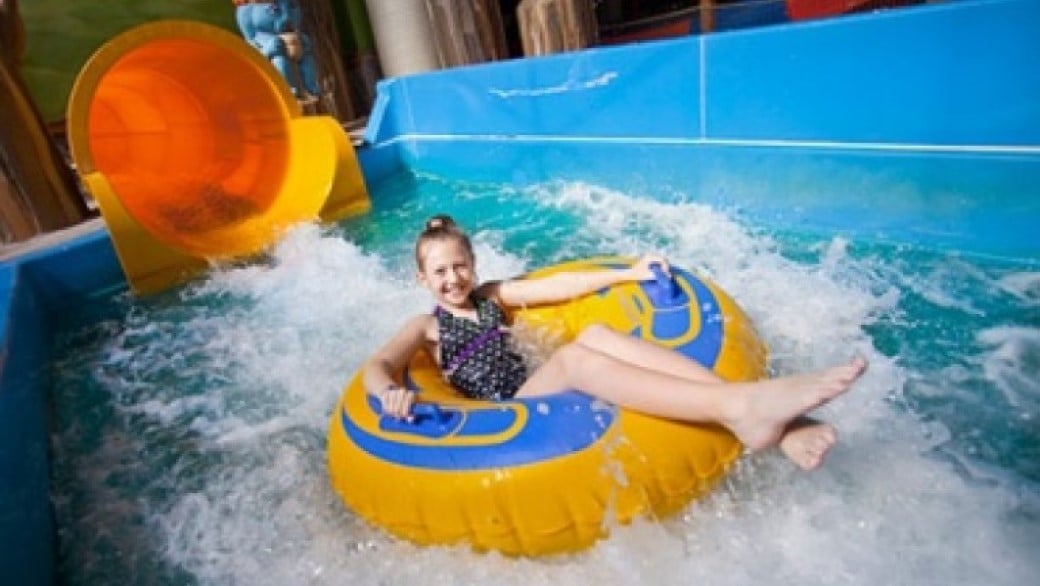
[417,237,476,308]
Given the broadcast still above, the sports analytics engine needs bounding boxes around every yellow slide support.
[66,20,370,295]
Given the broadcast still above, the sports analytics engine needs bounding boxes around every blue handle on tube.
[645,262,688,307]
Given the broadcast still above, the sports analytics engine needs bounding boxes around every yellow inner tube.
[327,257,767,555]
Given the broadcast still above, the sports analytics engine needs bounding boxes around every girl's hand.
[629,253,669,281]
[379,385,416,420]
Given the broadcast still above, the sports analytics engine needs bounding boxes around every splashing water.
[50,172,1039,585]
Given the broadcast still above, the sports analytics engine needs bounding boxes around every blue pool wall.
[361,0,1039,259]
[1,231,123,585]
[2,0,1038,582]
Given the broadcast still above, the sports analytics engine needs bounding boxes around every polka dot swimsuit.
[435,295,528,400]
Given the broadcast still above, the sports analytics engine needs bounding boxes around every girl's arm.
[485,254,668,307]
[362,314,431,418]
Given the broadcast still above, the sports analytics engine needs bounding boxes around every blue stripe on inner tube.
[629,268,723,368]
[340,391,616,470]
[648,268,723,368]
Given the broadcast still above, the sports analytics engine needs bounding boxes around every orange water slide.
[67,21,369,295]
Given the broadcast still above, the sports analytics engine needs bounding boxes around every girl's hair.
[415,214,473,269]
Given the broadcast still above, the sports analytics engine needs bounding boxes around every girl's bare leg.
[516,342,866,452]
[573,324,722,384]
[572,325,843,468]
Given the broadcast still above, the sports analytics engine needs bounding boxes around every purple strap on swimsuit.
[443,327,504,375]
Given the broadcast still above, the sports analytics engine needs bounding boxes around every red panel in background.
[787,0,899,20]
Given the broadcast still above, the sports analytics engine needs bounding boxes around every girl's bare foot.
[724,357,866,451]
[778,419,837,471]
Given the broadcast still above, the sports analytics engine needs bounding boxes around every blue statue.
[233,0,320,102]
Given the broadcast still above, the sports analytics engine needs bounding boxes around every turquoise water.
[50,171,1039,584]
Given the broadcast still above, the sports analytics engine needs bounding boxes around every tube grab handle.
[645,262,688,307]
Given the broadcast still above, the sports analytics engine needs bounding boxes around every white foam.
[996,271,1040,305]
[976,326,1040,412]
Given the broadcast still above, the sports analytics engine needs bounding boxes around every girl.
[364,215,867,470]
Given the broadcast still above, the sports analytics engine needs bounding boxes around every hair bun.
[425,214,457,231]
